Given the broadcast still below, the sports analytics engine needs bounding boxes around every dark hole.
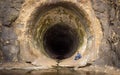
[43,23,79,60]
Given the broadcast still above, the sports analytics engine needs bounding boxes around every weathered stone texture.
[0,0,120,69]
[0,0,24,26]
[0,0,24,61]
[91,0,120,68]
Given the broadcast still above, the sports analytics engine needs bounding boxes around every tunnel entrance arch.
[30,5,86,60]
[15,0,102,67]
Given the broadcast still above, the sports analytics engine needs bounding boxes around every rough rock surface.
[0,0,120,69]
[91,0,120,68]
[0,0,24,61]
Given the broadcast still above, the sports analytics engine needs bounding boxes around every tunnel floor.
[0,65,119,75]
[43,23,79,60]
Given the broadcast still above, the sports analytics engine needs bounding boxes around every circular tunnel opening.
[43,23,80,60]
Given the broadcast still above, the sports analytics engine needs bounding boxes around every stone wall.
[0,0,24,61]
[91,0,120,68]
[0,0,120,68]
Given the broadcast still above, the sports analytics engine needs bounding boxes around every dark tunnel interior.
[43,23,80,60]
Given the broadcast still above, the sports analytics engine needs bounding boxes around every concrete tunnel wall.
[8,0,102,68]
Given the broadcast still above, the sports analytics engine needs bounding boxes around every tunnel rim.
[26,1,92,61]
